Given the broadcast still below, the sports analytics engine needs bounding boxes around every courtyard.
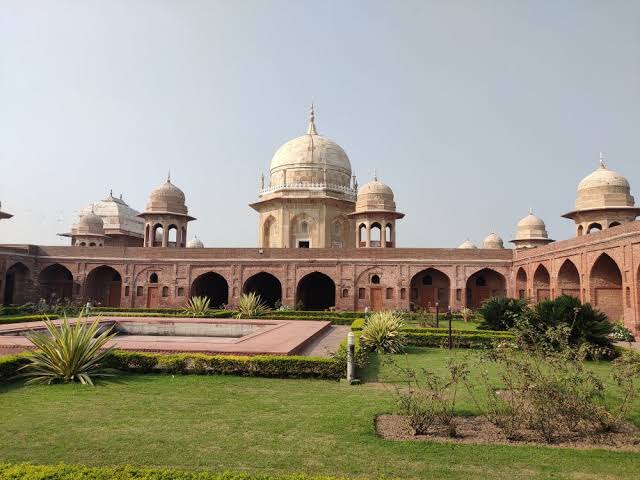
[1,347,639,480]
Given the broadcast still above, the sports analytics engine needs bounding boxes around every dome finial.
[599,152,606,169]
[109,188,113,197]
[167,170,171,183]
[529,207,533,215]
[307,102,317,135]
[373,169,378,181]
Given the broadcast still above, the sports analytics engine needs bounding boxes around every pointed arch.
[589,253,623,322]
[557,259,580,299]
[262,215,278,248]
[533,264,551,302]
[515,267,527,300]
[38,264,73,302]
[465,268,506,309]
[243,272,282,308]
[191,271,229,308]
[85,265,122,307]
[410,268,451,310]
[3,262,31,306]
[296,272,336,311]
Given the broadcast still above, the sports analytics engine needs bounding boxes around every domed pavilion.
[250,105,358,248]
[562,153,640,236]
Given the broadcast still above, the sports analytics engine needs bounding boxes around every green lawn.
[404,319,481,331]
[1,349,639,480]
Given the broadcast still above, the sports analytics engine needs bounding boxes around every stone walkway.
[299,325,350,357]
[616,341,640,351]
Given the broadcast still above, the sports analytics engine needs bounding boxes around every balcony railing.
[259,182,357,199]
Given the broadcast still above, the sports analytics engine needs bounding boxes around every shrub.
[102,351,342,380]
[388,356,469,436]
[182,296,211,317]
[465,324,638,443]
[460,307,473,323]
[360,311,406,354]
[0,354,29,382]
[609,322,635,342]
[477,296,529,331]
[404,331,514,349]
[0,314,60,324]
[235,292,270,319]
[526,295,614,356]
[18,314,117,385]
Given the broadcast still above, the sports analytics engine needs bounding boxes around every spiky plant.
[360,310,406,354]
[183,296,211,317]
[19,314,117,385]
[235,292,269,319]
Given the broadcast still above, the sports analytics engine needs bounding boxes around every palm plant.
[19,314,117,385]
[183,296,211,317]
[235,292,269,319]
[360,310,406,354]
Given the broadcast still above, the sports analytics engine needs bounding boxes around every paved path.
[616,341,640,351]
[299,325,350,357]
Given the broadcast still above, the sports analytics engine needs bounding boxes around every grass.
[404,319,481,331]
[1,348,639,480]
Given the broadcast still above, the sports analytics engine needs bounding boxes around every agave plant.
[183,296,211,317]
[235,292,269,319]
[19,314,117,385]
[360,310,406,354]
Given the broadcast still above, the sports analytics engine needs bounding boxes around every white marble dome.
[458,239,477,249]
[268,106,352,189]
[483,233,504,249]
[514,212,550,240]
[144,177,189,216]
[186,236,204,248]
[77,211,104,236]
[574,159,634,211]
[79,192,143,237]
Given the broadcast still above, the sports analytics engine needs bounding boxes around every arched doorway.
[243,272,282,308]
[589,254,623,322]
[410,268,450,310]
[3,262,31,306]
[38,264,73,302]
[85,266,122,307]
[296,272,336,310]
[191,272,228,308]
[557,259,580,299]
[465,268,506,310]
[515,267,527,300]
[533,264,551,302]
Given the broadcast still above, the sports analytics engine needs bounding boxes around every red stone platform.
[0,317,331,356]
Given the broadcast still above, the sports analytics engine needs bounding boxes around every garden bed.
[375,414,640,451]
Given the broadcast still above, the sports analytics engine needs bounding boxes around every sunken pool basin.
[0,316,331,356]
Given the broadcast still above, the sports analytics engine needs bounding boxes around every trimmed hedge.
[0,350,342,384]
[405,331,515,349]
[103,351,342,379]
[0,354,29,382]
[0,306,29,316]
[0,314,59,325]
[0,463,344,479]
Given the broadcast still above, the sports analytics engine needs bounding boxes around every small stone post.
[364,306,369,324]
[345,331,359,385]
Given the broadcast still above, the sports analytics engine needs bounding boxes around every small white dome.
[144,177,189,216]
[517,212,545,227]
[578,163,630,191]
[186,236,204,248]
[77,211,105,236]
[483,233,504,249]
[458,239,477,249]
[355,174,397,213]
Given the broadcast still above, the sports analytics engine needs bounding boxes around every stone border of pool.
[0,317,332,356]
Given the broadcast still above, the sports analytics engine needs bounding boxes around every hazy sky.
[1,1,639,248]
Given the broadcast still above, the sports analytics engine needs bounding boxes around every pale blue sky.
[1,0,639,247]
